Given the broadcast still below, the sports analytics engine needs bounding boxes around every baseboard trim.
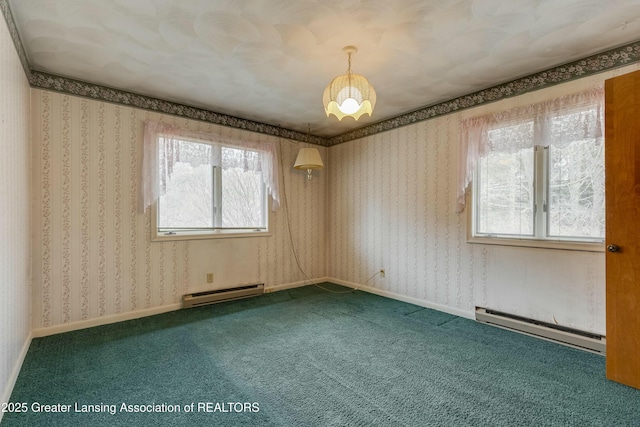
[31,278,332,337]
[265,277,331,293]
[326,277,475,320]
[32,304,182,338]
[1,331,32,423]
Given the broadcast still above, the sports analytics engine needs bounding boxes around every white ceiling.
[8,0,640,137]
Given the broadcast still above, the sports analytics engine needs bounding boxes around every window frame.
[150,138,272,242]
[468,135,604,253]
[467,207,604,252]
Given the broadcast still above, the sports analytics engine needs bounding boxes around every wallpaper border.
[2,0,639,146]
[327,40,640,145]
[28,70,329,146]
[0,0,31,80]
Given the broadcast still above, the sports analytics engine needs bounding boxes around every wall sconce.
[294,148,324,180]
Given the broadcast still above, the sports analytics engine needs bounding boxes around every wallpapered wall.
[0,13,31,406]
[31,89,327,330]
[327,63,640,336]
[27,62,640,336]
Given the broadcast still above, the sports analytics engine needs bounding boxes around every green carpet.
[2,283,639,426]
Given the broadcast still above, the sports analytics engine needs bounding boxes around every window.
[460,89,604,250]
[157,138,268,237]
[142,122,280,241]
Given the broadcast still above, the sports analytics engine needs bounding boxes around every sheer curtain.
[457,87,604,213]
[141,121,280,213]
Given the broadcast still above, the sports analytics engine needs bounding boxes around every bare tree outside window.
[159,162,213,228]
[157,139,266,231]
[474,108,604,242]
[476,148,535,236]
[467,90,604,245]
[221,167,263,228]
[548,138,604,239]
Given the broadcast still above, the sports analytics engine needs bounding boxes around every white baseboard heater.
[183,283,264,308]
[475,307,606,354]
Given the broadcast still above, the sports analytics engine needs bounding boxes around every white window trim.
[151,162,272,241]
[460,88,605,252]
[150,200,272,242]
[142,121,280,241]
[457,87,603,213]
[142,120,280,213]
[466,184,604,253]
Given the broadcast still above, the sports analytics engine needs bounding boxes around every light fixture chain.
[347,52,352,98]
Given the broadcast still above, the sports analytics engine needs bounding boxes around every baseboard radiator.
[475,307,606,354]
[183,283,264,308]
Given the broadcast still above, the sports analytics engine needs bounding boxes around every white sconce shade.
[323,46,376,121]
[294,148,324,180]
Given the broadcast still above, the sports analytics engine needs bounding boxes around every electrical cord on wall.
[277,135,383,294]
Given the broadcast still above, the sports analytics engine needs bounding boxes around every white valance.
[141,121,280,213]
[457,87,604,213]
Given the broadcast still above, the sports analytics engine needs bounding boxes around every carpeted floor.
[2,283,639,426]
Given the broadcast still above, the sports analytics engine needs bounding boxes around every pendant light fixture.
[323,46,376,121]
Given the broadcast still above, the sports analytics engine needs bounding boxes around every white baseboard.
[31,277,466,337]
[32,304,182,338]
[326,277,475,320]
[1,332,32,424]
[31,278,332,337]
[265,277,331,293]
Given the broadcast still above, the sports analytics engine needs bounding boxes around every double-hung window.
[459,88,604,250]
[142,122,280,241]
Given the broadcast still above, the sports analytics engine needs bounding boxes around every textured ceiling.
[8,0,640,137]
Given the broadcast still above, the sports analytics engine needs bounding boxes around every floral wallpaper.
[0,5,31,409]
[31,90,328,329]
[327,62,640,335]
[4,0,640,340]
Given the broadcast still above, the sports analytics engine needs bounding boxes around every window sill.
[152,230,271,242]
[467,235,604,252]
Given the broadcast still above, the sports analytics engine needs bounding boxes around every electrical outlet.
[380,269,385,278]
[206,273,214,283]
